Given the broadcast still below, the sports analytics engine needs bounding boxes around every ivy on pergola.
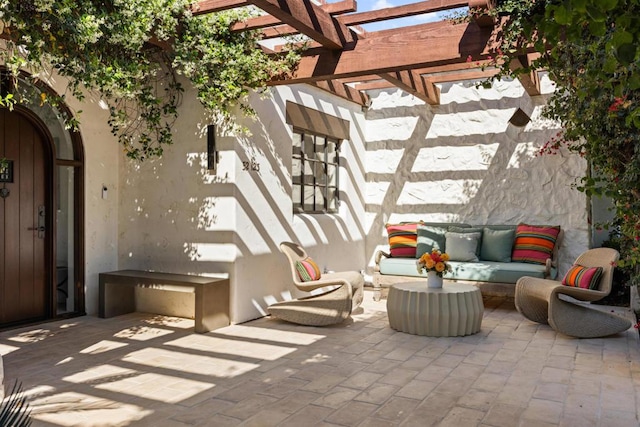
[0,0,506,160]
[0,0,299,160]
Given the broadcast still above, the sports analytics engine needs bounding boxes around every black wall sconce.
[207,124,218,172]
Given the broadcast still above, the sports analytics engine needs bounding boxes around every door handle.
[28,205,46,239]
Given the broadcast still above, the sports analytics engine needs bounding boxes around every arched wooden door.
[0,108,50,325]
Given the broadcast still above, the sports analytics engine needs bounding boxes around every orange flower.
[435,262,446,272]
[441,253,450,262]
[425,258,435,269]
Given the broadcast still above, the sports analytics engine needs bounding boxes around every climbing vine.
[469,0,640,281]
[0,0,300,160]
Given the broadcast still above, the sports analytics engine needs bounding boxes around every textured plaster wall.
[118,82,367,323]
[10,65,589,323]
[41,75,120,316]
[364,77,589,277]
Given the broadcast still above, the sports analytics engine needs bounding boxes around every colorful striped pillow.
[562,264,603,290]
[295,257,321,282]
[511,224,560,265]
[386,223,419,258]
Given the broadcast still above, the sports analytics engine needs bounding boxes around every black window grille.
[292,130,340,214]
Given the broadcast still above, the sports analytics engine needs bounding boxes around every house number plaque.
[242,157,260,172]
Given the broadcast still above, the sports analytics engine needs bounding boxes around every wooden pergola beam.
[379,70,440,105]
[247,0,354,49]
[354,80,394,91]
[412,59,494,75]
[232,0,356,31]
[337,0,468,26]
[270,20,497,84]
[427,68,499,83]
[510,54,541,96]
[468,0,496,27]
[311,80,369,106]
[192,0,248,15]
[260,0,472,40]
[345,60,496,88]
[337,75,382,84]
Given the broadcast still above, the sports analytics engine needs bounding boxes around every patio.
[1,290,638,427]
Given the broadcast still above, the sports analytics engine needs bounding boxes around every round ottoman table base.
[387,282,484,337]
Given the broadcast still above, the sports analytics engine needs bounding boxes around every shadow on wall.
[364,79,587,276]
[118,84,369,321]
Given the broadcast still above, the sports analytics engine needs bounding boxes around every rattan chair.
[515,247,632,338]
[267,242,364,326]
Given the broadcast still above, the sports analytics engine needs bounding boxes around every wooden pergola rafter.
[195,0,540,107]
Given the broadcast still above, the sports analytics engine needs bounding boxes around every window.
[292,130,340,213]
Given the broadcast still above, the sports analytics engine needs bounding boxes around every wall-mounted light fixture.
[207,124,218,172]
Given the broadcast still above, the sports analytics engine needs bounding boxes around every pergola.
[192,0,541,106]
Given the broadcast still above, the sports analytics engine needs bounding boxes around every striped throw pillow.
[386,223,419,258]
[511,224,560,265]
[295,257,321,282]
[562,265,603,290]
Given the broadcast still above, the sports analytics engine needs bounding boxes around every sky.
[327,0,466,32]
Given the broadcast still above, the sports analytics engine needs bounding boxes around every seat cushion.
[446,261,550,283]
[323,271,364,309]
[379,257,555,283]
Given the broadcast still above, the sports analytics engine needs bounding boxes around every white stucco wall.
[40,76,121,316]
[364,77,589,277]
[117,82,367,323]
[6,64,590,324]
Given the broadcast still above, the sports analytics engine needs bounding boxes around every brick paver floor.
[0,291,638,426]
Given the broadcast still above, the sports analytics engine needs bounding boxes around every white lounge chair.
[515,248,632,338]
[267,242,364,326]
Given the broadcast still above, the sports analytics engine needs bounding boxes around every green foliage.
[472,0,640,281]
[0,0,300,160]
[0,381,32,427]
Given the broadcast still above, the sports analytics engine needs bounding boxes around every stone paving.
[0,291,638,427]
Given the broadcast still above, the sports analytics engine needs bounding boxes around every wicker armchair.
[267,242,364,326]
[515,248,632,338]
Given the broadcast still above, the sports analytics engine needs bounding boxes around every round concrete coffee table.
[386,282,484,336]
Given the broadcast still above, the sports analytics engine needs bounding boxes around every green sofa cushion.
[445,231,481,262]
[480,227,516,262]
[415,223,471,258]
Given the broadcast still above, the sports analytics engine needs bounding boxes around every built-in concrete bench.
[99,270,230,333]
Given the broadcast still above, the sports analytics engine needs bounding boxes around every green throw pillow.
[445,231,481,262]
[448,226,483,256]
[480,227,515,262]
[416,225,447,258]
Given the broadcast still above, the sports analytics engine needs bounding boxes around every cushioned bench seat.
[379,257,557,283]
[373,221,564,301]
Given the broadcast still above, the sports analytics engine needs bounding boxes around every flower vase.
[427,271,443,289]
